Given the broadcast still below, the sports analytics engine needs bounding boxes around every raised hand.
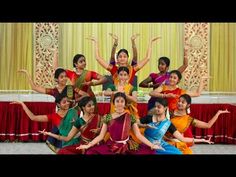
[150,36,161,43]
[109,33,118,41]
[201,75,212,80]
[18,69,29,75]
[131,33,140,41]
[86,36,97,43]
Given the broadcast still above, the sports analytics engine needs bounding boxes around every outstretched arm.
[18,69,46,94]
[92,74,107,86]
[173,130,213,144]
[109,33,118,65]
[131,34,140,66]
[187,75,211,97]
[139,76,153,88]
[52,49,59,71]
[177,44,190,73]
[76,123,108,150]
[87,36,112,70]
[135,37,161,71]
[194,109,230,129]
[10,101,48,122]
[81,74,107,87]
[149,85,163,97]
[39,126,79,142]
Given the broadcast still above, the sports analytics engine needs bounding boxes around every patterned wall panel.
[183,23,209,91]
[34,23,59,87]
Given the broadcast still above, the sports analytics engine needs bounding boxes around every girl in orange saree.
[165,94,230,154]
[149,70,209,113]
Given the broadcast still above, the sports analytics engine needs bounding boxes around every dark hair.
[113,92,127,105]
[118,66,129,74]
[55,93,67,104]
[180,94,191,105]
[73,54,85,67]
[78,96,94,113]
[155,97,168,107]
[54,68,66,79]
[117,49,129,58]
[170,70,182,81]
[158,57,170,67]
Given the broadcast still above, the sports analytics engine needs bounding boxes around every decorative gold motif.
[183,23,209,91]
[34,23,59,87]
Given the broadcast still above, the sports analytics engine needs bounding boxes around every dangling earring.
[80,110,84,118]
[187,107,191,114]
[166,108,170,120]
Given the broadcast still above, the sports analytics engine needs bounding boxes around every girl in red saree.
[149,70,210,113]
[53,52,107,111]
[165,94,230,154]
[77,92,164,154]
[39,96,103,154]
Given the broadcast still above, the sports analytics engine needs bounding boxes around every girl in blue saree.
[139,97,213,154]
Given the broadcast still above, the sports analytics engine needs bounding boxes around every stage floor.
[0,142,235,154]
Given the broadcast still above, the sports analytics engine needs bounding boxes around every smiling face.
[114,96,126,111]
[59,97,70,110]
[118,70,129,83]
[169,73,180,86]
[154,102,166,115]
[75,56,86,69]
[117,52,128,66]
[177,96,190,111]
[83,100,95,114]
[57,71,67,86]
[158,59,169,72]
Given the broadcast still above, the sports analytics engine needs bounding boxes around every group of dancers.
[12,33,230,154]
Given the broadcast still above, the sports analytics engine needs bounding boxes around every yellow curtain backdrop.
[0,23,33,90]
[210,23,236,92]
[59,23,184,92]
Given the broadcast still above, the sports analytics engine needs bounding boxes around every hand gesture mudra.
[131,33,140,41]
[109,33,118,41]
